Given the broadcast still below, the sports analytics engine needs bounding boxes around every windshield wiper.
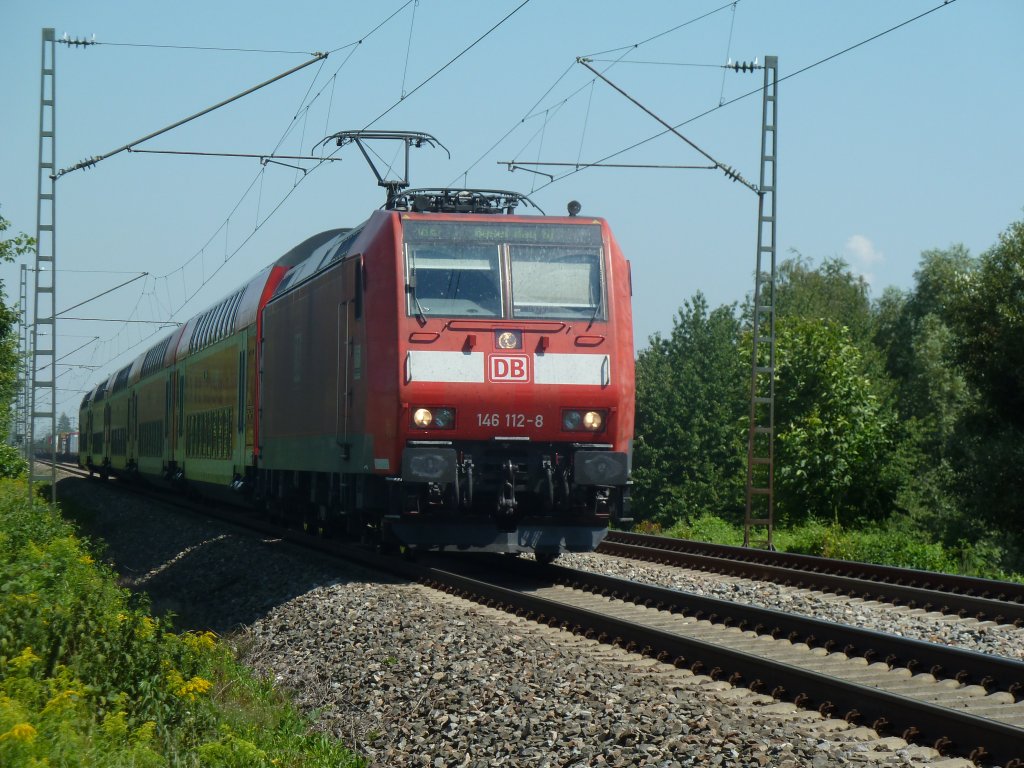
[406,275,428,326]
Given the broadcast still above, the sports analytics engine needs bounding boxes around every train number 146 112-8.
[477,412,544,428]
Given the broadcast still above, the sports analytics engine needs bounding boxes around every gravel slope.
[59,476,983,767]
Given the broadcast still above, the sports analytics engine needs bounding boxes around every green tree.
[0,210,32,477]
[0,211,33,440]
[632,293,747,525]
[949,220,1024,429]
[944,219,1024,547]
[775,254,875,345]
[773,317,896,526]
[869,247,977,543]
[874,245,975,425]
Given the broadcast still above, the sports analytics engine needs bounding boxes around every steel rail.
[606,530,1024,601]
[601,532,1024,626]
[533,561,1024,699]
[417,561,1024,768]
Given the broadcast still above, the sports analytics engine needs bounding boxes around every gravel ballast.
[59,476,989,767]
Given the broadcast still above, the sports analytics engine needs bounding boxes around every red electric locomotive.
[79,184,634,561]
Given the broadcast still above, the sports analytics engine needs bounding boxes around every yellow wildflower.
[176,676,213,701]
[182,630,218,653]
[0,722,38,743]
[133,721,157,745]
[41,688,83,716]
[135,616,157,640]
[10,648,41,671]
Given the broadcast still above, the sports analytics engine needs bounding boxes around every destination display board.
[404,220,603,247]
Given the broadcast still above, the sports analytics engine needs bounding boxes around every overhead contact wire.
[95,41,315,55]
[401,0,420,99]
[364,0,533,129]
[582,0,741,58]
[719,2,738,105]
[529,0,959,195]
[462,2,717,187]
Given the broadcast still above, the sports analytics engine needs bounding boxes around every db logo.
[488,354,530,383]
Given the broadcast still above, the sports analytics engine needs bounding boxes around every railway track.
[55,466,1024,766]
[599,530,1024,627]
[413,557,1024,768]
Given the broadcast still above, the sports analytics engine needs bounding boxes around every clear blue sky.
[1,0,1021,421]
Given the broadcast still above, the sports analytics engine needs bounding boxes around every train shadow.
[56,475,399,636]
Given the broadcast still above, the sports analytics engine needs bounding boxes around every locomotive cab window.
[510,245,604,320]
[405,245,502,318]
[403,221,605,322]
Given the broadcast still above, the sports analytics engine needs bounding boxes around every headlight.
[411,407,455,429]
[562,409,606,432]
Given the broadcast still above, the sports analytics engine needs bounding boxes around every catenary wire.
[363,0,533,128]
[93,41,317,55]
[718,1,739,105]
[581,0,741,58]
[526,0,959,195]
[454,2,736,187]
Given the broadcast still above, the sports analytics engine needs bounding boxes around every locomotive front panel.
[390,214,635,556]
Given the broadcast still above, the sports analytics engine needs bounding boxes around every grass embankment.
[0,479,365,767]
[638,512,1024,583]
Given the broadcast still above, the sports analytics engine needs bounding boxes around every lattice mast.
[30,27,57,502]
[744,56,778,548]
[17,265,30,455]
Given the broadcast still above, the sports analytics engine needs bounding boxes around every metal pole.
[30,27,58,502]
[17,265,29,456]
[744,56,778,548]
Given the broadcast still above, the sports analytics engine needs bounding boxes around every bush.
[662,512,744,546]
[0,443,27,478]
[654,511,1023,582]
[0,478,365,767]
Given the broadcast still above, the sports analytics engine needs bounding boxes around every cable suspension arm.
[127,149,344,163]
[58,317,183,325]
[55,52,328,178]
[576,57,758,194]
[502,160,717,171]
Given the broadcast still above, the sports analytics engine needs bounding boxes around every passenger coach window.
[406,245,501,317]
[510,246,604,320]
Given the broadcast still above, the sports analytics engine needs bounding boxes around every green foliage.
[774,255,875,345]
[0,211,32,441]
[0,479,365,767]
[949,220,1024,429]
[874,247,976,432]
[661,513,1020,581]
[662,512,744,546]
[0,211,35,265]
[773,317,896,526]
[637,219,1024,577]
[783,518,956,572]
[867,228,1024,565]
[0,444,28,478]
[632,293,747,525]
